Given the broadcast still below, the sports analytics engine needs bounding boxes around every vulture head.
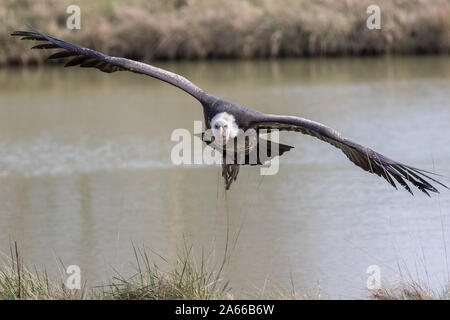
[210,112,239,146]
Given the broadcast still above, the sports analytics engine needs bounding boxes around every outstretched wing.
[250,114,448,196]
[11,25,207,102]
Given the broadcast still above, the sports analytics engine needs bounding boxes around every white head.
[210,112,239,145]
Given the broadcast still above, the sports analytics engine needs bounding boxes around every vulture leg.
[222,163,241,190]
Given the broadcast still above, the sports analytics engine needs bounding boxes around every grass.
[0,241,233,300]
[1,0,450,65]
[0,242,87,299]
[101,243,232,300]
[0,240,317,300]
[371,281,450,300]
[1,241,448,300]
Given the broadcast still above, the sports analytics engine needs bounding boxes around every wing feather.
[250,114,447,196]
[11,26,207,102]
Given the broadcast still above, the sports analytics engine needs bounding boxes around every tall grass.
[370,193,450,300]
[371,281,450,300]
[1,241,448,299]
[0,241,316,300]
[0,242,232,300]
[102,243,232,300]
[2,0,450,65]
[0,242,86,299]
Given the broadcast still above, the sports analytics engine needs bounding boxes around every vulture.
[11,25,448,195]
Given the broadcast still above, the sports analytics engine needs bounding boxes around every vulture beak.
[219,126,227,145]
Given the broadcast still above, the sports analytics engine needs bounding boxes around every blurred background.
[2,0,450,64]
[0,0,449,299]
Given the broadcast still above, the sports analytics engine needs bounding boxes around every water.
[0,56,449,299]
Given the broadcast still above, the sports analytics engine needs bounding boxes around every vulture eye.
[214,124,219,129]
[223,124,228,128]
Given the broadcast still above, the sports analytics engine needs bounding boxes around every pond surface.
[0,56,449,298]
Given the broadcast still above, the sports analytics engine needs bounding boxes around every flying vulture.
[11,26,448,195]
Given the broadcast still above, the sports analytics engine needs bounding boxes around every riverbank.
[0,242,312,300]
[1,242,448,300]
[2,0,449,65]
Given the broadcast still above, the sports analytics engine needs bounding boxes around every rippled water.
[0,56,449,298]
